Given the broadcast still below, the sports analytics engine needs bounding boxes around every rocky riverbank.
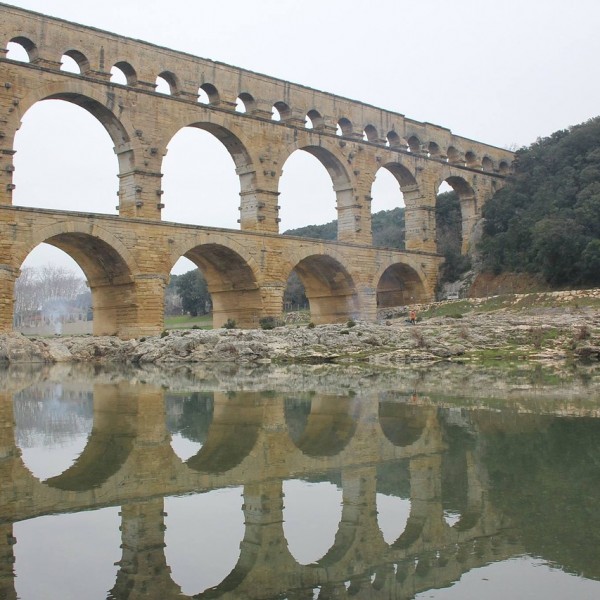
[3,290,600,371]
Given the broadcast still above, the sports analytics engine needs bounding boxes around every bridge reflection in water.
[1,373,600,599]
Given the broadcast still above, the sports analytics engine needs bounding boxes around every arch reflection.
[2,368,599,599]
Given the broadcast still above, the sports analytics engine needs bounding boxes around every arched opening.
[376,459,411,545]
[370,166,407,249]
[165,488,244,595]
[338,117,353,136]
[13,382,93,480]
[283,478,343,565]
[499,160,510,174]
[165,260,213,329]
[6,37,36,62]
[305,109,324,130]
[110,61,137,86]
[166,392,214,460]
[176,244,260,329]
[278,149,339,234]
[482,156,494,172]
[12,97,123,214]
[289,255,359,324]
[16,231,136,337]
[407,136,421,153]
[387,131,401,148]
[14,507,121,600]
[15,247,91,335]
[161,124,248,229]
[378,402,428,447]
[236,92,255,113]
[428,141,441,157]
[284,396,360,457]
[376,263,427,308]
[437,176,476,262]
[363,124,378,142]
[156,71,180,95]
[183,392,262,473]
[465,150,479,168]
[447,145,462,164]
[60,50,89,75]
[198,83,219,105]
[272,101,291,121]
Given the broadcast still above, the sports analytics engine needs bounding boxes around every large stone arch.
[436,174,479,254]
[184,392,263,474]
[16,221,140,337]
[159,118,257,198]
[169,235,263,328]
[284,395,360,457]
[277,140,355,241]
[43,384,137,491]
[10,80,132,162]
[284,251,360,324]
[373,260,429,308]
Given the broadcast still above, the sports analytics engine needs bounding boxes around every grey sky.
[5,0,600,273]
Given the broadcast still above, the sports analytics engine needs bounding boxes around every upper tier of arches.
[0,5,513,175]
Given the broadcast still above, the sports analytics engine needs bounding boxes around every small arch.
[60,49,90,75]
[110,61,137,86]
[272,100,291,121]
[363,124,379,142]
[499,160,510,174]
[387,131,401,148]
[338,117,353,136]
[376,263,427,308]
[482,156,494,172]
[428,141,441,157]
[198,82,219,105]
[305,109,324,130]
[236,92,255,113]
[6,36,37,62]
[465,151,478,168]
[407,136,421,154]
[447,146,462,164]
[156,70,180,95]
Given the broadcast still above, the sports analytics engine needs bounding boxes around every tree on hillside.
[479,116,600,286]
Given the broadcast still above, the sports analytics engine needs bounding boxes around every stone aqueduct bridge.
[0,383,520,600]
[0,4,514,337]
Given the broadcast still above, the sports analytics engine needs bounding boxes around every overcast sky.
[5,0,600,274]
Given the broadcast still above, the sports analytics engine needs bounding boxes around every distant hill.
[284,206,406,249]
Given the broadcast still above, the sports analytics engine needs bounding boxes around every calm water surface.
[1,365,599,599]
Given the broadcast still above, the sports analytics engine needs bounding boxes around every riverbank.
[3,290,600,371]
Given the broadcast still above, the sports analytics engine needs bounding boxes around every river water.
[1,362,599,599]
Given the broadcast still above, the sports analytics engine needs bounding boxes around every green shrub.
[347,319,356,328]
[223,319,237,329]
[259,316,282,330]
[307,322,315,329]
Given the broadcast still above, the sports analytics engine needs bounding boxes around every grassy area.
[165,314,212,329]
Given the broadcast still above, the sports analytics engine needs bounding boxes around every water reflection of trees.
[165,392,214,444]
[482,417,600,580]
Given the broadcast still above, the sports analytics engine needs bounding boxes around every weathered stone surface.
[3,301,600,370]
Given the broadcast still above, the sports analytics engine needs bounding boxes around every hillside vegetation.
[479,116,600,287]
